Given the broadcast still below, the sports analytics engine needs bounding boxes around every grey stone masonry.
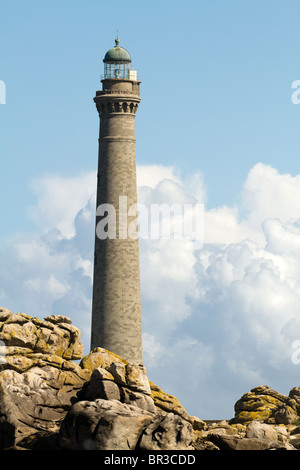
[91,79,143,364]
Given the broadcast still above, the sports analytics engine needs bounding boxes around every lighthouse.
[91,38,143,364]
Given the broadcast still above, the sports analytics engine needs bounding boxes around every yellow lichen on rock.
[232,385,299,425]
[79,348,192,423]
[0,309,84,361]
[149,381,190,421]
[80,347,128,374]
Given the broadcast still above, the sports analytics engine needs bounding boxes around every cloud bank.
[1,162,300,419]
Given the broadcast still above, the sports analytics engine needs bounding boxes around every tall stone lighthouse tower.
[91,38,143,364]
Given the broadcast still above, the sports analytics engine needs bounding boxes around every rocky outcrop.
[80,348,192,420]
[193,386,300,450]
[193,419,299,450]
[2,306,300,451]
[0,308,193,450]
[60,348,194,450]
[0,307,90,449]
[0,307,83,360]
[231,385,298,425]
[59,399,193,450]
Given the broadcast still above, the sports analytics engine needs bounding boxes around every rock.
[84,368,121,402]
[273,405,297,425]
[107,362,151,395]
[231,385,298,425]
[59,399,155,450]
[207,420,240,436]
[0,322,194,451]
[193,437,220,450]
[44,314,72,324]
[124,363,152,395]
[192,415,300,450]
[80,349,189,419]
[208,427,228,438]
[190,415,207,431]
[275,424,290,443]
[59,346,193,450]
[289,437,300,449]
[0,358,90,449]
[0,309,89,449]
[121,387,157,413]
[80,347,127,372]
[0,309,84,360]
[289,387,300,415]
[267,441,297,450]
[208,433,286,451]
[192,419,298,450]
[59,398,193,451]
[0,307,12,321]
[235,438,282,451]
[149,381,191,422]
[289,426,300,436]
[207,434,242,450]
[139,411,193,450]
[3,307,300,451]
[246,420,278,441]
[82,366,156,413]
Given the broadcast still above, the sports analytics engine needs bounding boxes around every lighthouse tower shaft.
[91,77,143,364]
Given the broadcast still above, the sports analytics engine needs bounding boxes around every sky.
[1,0,300,420]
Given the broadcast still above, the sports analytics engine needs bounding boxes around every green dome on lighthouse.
[103,38,131,64]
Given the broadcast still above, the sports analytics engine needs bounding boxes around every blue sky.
[2,0,300,238]
[2,0,300,420]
